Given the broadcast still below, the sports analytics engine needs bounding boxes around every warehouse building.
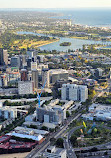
[7,132,44,144]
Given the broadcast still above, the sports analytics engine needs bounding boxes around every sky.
[0,0,111,8]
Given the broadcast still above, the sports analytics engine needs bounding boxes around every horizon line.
[0,7,111,9]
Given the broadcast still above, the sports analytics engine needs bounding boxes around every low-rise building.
[42,122,56,129]
[82,103,111,121]
[14,126,49,136]
[48,99,59,106]
[7,132,44,144]
[81,113,94,121]
[43,146,67,158]
[62,100,74,110]
[94,111,111,121]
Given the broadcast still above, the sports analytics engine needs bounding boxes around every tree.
[56,138,64,148]
[90,147,98,152]
[82,45,85,52]
[66,111,70,117]
[49,128,55,132]
[70,135,77,146]
[104,151,108,155]
[41,126,48,131]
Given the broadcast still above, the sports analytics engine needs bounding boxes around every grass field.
[11,38,58,50]
[71,36,89,40]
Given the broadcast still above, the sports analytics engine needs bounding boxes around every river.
[17,31,111,52]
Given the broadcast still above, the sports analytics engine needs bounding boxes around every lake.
[18,31,111,52]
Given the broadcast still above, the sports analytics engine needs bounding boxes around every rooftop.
[7,132,43,141]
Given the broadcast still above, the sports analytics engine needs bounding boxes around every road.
[64,125,83,158]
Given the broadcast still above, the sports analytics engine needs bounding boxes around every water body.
[49,8,111,27]
[18,31,111,52]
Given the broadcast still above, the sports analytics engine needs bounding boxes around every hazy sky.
[0,0,111,8]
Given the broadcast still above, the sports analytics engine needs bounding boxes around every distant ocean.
[48,8,111,27]
[1,8,111,27]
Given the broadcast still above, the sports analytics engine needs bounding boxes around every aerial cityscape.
[0,1,111,158]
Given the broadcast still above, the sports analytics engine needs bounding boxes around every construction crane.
[37,79,47,108]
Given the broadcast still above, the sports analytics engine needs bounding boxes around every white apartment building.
[61,84,88,102]
[18,81,33,95]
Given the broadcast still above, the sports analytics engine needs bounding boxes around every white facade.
[18,81,33,95]
[44,115,49,123]
[79,85,88,102]
[61,84,88,102]
[0,107,17,119]
[31,62,38,70]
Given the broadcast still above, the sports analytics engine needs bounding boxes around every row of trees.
[0,92,52,100]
